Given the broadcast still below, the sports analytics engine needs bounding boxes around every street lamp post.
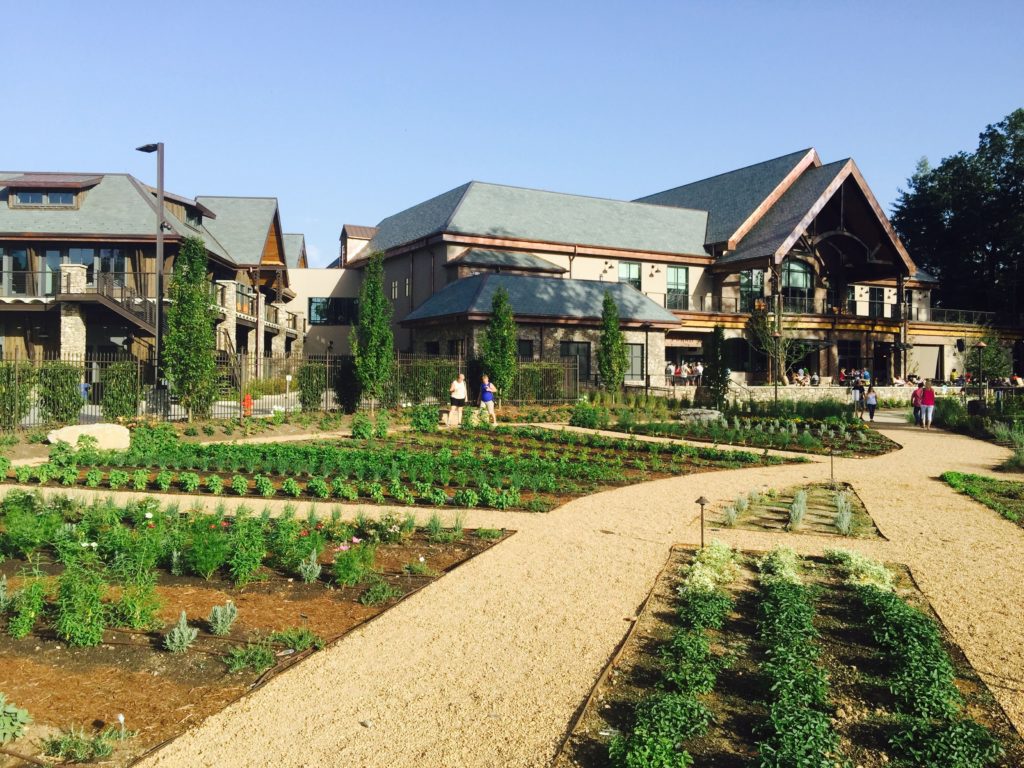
[976,341,987,412]
[136,142,165,393]
[772,330,782,407]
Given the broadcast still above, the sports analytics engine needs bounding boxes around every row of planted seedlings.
[723,485,859,536]
[827,550,1004,766]
[609,541,741,766]
[0,489,491,661]
[0,424,780,512]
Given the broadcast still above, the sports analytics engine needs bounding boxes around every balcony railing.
[0,270,59,297]
[264,303,279,326]
[665,292,689,310]
[236,286,256,317]
[909,306,996,325]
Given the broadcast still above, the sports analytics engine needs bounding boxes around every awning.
[910,345,942,380]
[666,338,704,348]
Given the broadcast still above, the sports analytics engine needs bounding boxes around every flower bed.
[0,490,510,763]
[942,472,1024,528]
[614,414,899,456]
[556,545,1022,768]
[0,424,792,513]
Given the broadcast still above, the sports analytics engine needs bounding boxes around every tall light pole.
[136,143,164,390]
[772,330,782,407]
[975,341,987,412]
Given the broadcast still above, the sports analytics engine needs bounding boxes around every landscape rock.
[47,423,130,451]
[677,408,723,424]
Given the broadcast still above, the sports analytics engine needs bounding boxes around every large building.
[0,172,307,370]
[292,148,1023,383]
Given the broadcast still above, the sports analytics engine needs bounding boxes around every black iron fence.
[0,351,579,430]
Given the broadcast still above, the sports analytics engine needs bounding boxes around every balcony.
[0,270,60,297]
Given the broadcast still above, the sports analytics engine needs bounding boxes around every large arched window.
[781,258,813,311]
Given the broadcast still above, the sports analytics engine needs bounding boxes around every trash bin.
[966,399,983,416]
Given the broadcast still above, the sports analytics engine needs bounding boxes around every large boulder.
[47,423,131,451]
[678,408,723,425]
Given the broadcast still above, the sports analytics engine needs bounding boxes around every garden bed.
[942,472,1024,528]
[0,424,793,513]
[556,545,1022,768]
[716,481,882,538]
[0,491,510,765]
[612,414,900,456]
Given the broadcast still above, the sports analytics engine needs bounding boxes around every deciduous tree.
[480,287,517,400]
[350,251,394,412]
[597,291,628,391]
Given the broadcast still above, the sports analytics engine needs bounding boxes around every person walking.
[448,373,467,427]
[920,380,937,430]
[478,374,498,425]
[910,381,924,426]
[865,385,878,422]
[852,378,865,418]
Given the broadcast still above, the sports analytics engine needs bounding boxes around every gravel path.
[114,413,1024,766]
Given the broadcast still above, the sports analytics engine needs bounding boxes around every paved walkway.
[118,413,1023,767]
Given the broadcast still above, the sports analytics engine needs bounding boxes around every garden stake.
[830,447,834,485]
[695,496,709,548]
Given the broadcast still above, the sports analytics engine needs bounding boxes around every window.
[448,339,465,356]
[308,297,358,325]
[405,277,411,297]
[424,341,440,356]
[618,261,641,290]
[67,247,96,285]
[13,190,74,206]
[15,191,43,205]
[666,266,688,310]
[99,248,125,278]
[390,280,398,300]
[837,339,861,372]
[739,270,764,312]
[625,343,645,381]
[868,286,885,318]
[560,340,591,381]
[781,258,813,311]
[517,339,534,360]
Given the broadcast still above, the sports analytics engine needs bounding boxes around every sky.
[2,0,1022,266]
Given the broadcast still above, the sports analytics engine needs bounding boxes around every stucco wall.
[285,268,361,355]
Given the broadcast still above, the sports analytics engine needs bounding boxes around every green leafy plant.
[179,471,201,493]
[130,469,149,491]
[163,611,198,653]
[208,600,238,636]
[7,578,45,639]
[350,412,374,440]
[155,470,174,492]
[350,251,394,412]
[41,726,114,762]
[270,626,324,652]
[206,474,224,495]
[307,477,330,499]
[373,412,389,438]
[224,637,276,674]
[451,488,479,508]
[231,474,249,496]
[296,361,328,412]
[359,575,402,605]
[597,290,628,391]
[0,362,35,430]
[54,560,107,647]
[569,401,610,429]
[0,693,31,745]
[84,468,103,488]
[38,361,85,425]
[333,543,376,587]
[186,517,229,579]
[480,286,517,400]
[297,548,322,584]
[228,514,266,586]
[475,527,503,540]
[254,475,275,498]
[101,361,141,420]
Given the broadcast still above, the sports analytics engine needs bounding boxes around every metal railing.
[665,292,689,310]
[909,306,996,325]
[236,285,256,316]
[0,270,60,297]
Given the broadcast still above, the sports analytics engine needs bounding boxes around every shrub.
[41,727,114,762]
[131,469,149,492]
[834,492,853,535]
[787,490,807,530]
[307,477,330,499]
[163,611,198,653]
[254,475,275,498]
[186,517,229,579]
[54,560,107,647]
[350,413,373,439]
[409,404,439,433]
[228,514,266,586]
[889,715,1003,768]
[107,469,130,490]
[282,477,302,498]
[452,488,479,508]
[7,579,46,639]
[608,691,710,768]
[359,575,402,605]
[206,474,224,495]
[208,601,238,636]
[84,469,103,488]
[231,475,249,496]
[332,478,359,501]
[569,401,610,429]
[373,412,390,438]
[296,361,328,412]
[0,362,35,430]
[179,472,201,493]
[154,470,173,492]
[333,543,376,587]
[270,626,324,652]
[101,361,141,420]
[108,573,161,631]
[38,361,85,425]
[297,548,322,584]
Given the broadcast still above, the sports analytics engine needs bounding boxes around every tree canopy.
[350,251,394,410]
[596,291,628,390]
[164,236,217,420]
[480,287,517,398]
[891,109,1024,320]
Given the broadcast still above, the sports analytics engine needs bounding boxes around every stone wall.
[656,383,922,404]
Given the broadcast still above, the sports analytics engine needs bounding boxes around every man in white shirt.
[695,362,704,385]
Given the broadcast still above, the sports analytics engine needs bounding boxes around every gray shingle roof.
[282,234,306,269]
[366,181,709,257]
[715,160,850,268]
[196,196,279,265]
[635,149,814,246]
[403,273,678,325]
[450,248,566,273]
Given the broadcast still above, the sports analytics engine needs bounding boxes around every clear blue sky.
[3,0,1021,265]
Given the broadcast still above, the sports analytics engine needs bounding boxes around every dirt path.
[102,413,1024,766]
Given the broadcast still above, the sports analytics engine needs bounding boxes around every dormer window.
[13,189,75,207]
[185,208,202,228]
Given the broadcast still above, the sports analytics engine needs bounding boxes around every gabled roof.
[282,234,307,269]
[636,149,819,247]
[716,160,851,268]
[449,248,566,274]
[196,196,280,265]
[341,224,379,240]
[362,181,709,258]
[403,273,678,326]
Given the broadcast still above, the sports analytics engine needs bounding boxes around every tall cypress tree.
[480,287,517,400]
[703,325,730,410]
[163,236,217,420]
[351,251,394,412]
[597,291,628,391]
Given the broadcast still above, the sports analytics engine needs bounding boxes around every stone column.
[60,263,87,294]
[291,311,306,356]
[60,304,87,360]
[215,280,237,354]
[270,302,287,357]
